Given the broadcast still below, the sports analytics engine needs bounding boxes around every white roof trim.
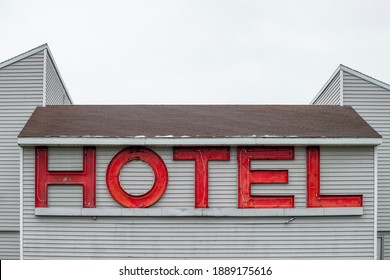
[311,64,390,104]
[339,64,390,91]
[310,65,342,104]
[17,137,382,146]
[45,47,74,104]
[0,44,48,69]
[35,207,363,217]
[0,44,73,104]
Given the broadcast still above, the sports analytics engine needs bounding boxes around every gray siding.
[343,72,390,232]
[0,47,73,259]
[381,232,390,259]
[22,146,374,259]
[0,51,45,259]
[312,72,341,105]
[0,51,44,259]
[45,54,72,105]
[0,232,19,259]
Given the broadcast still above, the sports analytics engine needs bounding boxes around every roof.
[311,64,390,104]
[18,105,381,146]
[0,44,73,104]
[0,44,47,69]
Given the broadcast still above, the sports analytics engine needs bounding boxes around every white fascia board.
[374,146,378,259]
[310,65,342,105]
[35,207,363,217]
[0,44,48,69]
[17,137,382,146]
[339,65,390,91]
[19,147,24,260]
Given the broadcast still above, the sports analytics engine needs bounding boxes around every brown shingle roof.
[18,105,381,139]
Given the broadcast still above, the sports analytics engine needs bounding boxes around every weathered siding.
[45,54,72,105]
[343,71,390,232]
[22,146,374,259]
[312,72,341,105]
[0,51,45,259]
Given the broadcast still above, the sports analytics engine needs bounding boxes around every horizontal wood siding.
[312,72,341,105]
[45,54,72,105]
[0,51,45,260]
[0,232,19,259]
[0,51,44,228]
[22,146,374,259]
[343,72,390,233]
[381,232,390,259]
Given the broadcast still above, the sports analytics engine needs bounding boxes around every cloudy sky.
[1,0,389,105]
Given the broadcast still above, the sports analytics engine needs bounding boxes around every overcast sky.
[1,0,389,105]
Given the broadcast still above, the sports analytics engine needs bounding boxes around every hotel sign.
[34,146,363,209]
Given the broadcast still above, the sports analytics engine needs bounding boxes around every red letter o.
[106,147,168,208]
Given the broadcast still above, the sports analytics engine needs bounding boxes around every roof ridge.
[0,44,74,105]
[311,64,390,104]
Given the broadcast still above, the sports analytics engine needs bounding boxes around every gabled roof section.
[340,64,390,91]
[0,43,73,104]
[0,43,48,69]
[311,64,390,104]
[18,105,381,146]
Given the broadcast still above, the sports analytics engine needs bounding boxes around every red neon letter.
[173,147,230,208]
[35,147,96,208]
[237,147,294,208]
[307,146,363,207]
[106,147,168,208]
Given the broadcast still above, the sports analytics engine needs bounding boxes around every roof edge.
[310,65,342,104]
[0,43,48,69]
[17,136,382,147]
[339,64,390,91]
[311,64,390,104]
[0,44,74,104]
[45,47,74,104]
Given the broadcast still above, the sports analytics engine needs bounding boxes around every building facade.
[312,65,390,259]
[17,105,380,259]
[0,45,72,259]
[0,46,387,259]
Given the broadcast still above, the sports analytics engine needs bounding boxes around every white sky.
[1,0,389,105]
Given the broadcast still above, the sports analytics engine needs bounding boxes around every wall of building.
[0,51,45,259]
[341,71,390,260]
[342,72,390,233]
[382,232,390,259]
[22,145,374,259]
[0,46,74,259]
[311,72,341,105]
[45,53,72,105]
[311,67,390,259]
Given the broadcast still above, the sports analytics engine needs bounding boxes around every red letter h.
[35,147,96,208]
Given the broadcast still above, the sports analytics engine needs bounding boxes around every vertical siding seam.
[42,49,47,107]
[340,70,344,106]
[19,147,23,260]
[374,146,378,259]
